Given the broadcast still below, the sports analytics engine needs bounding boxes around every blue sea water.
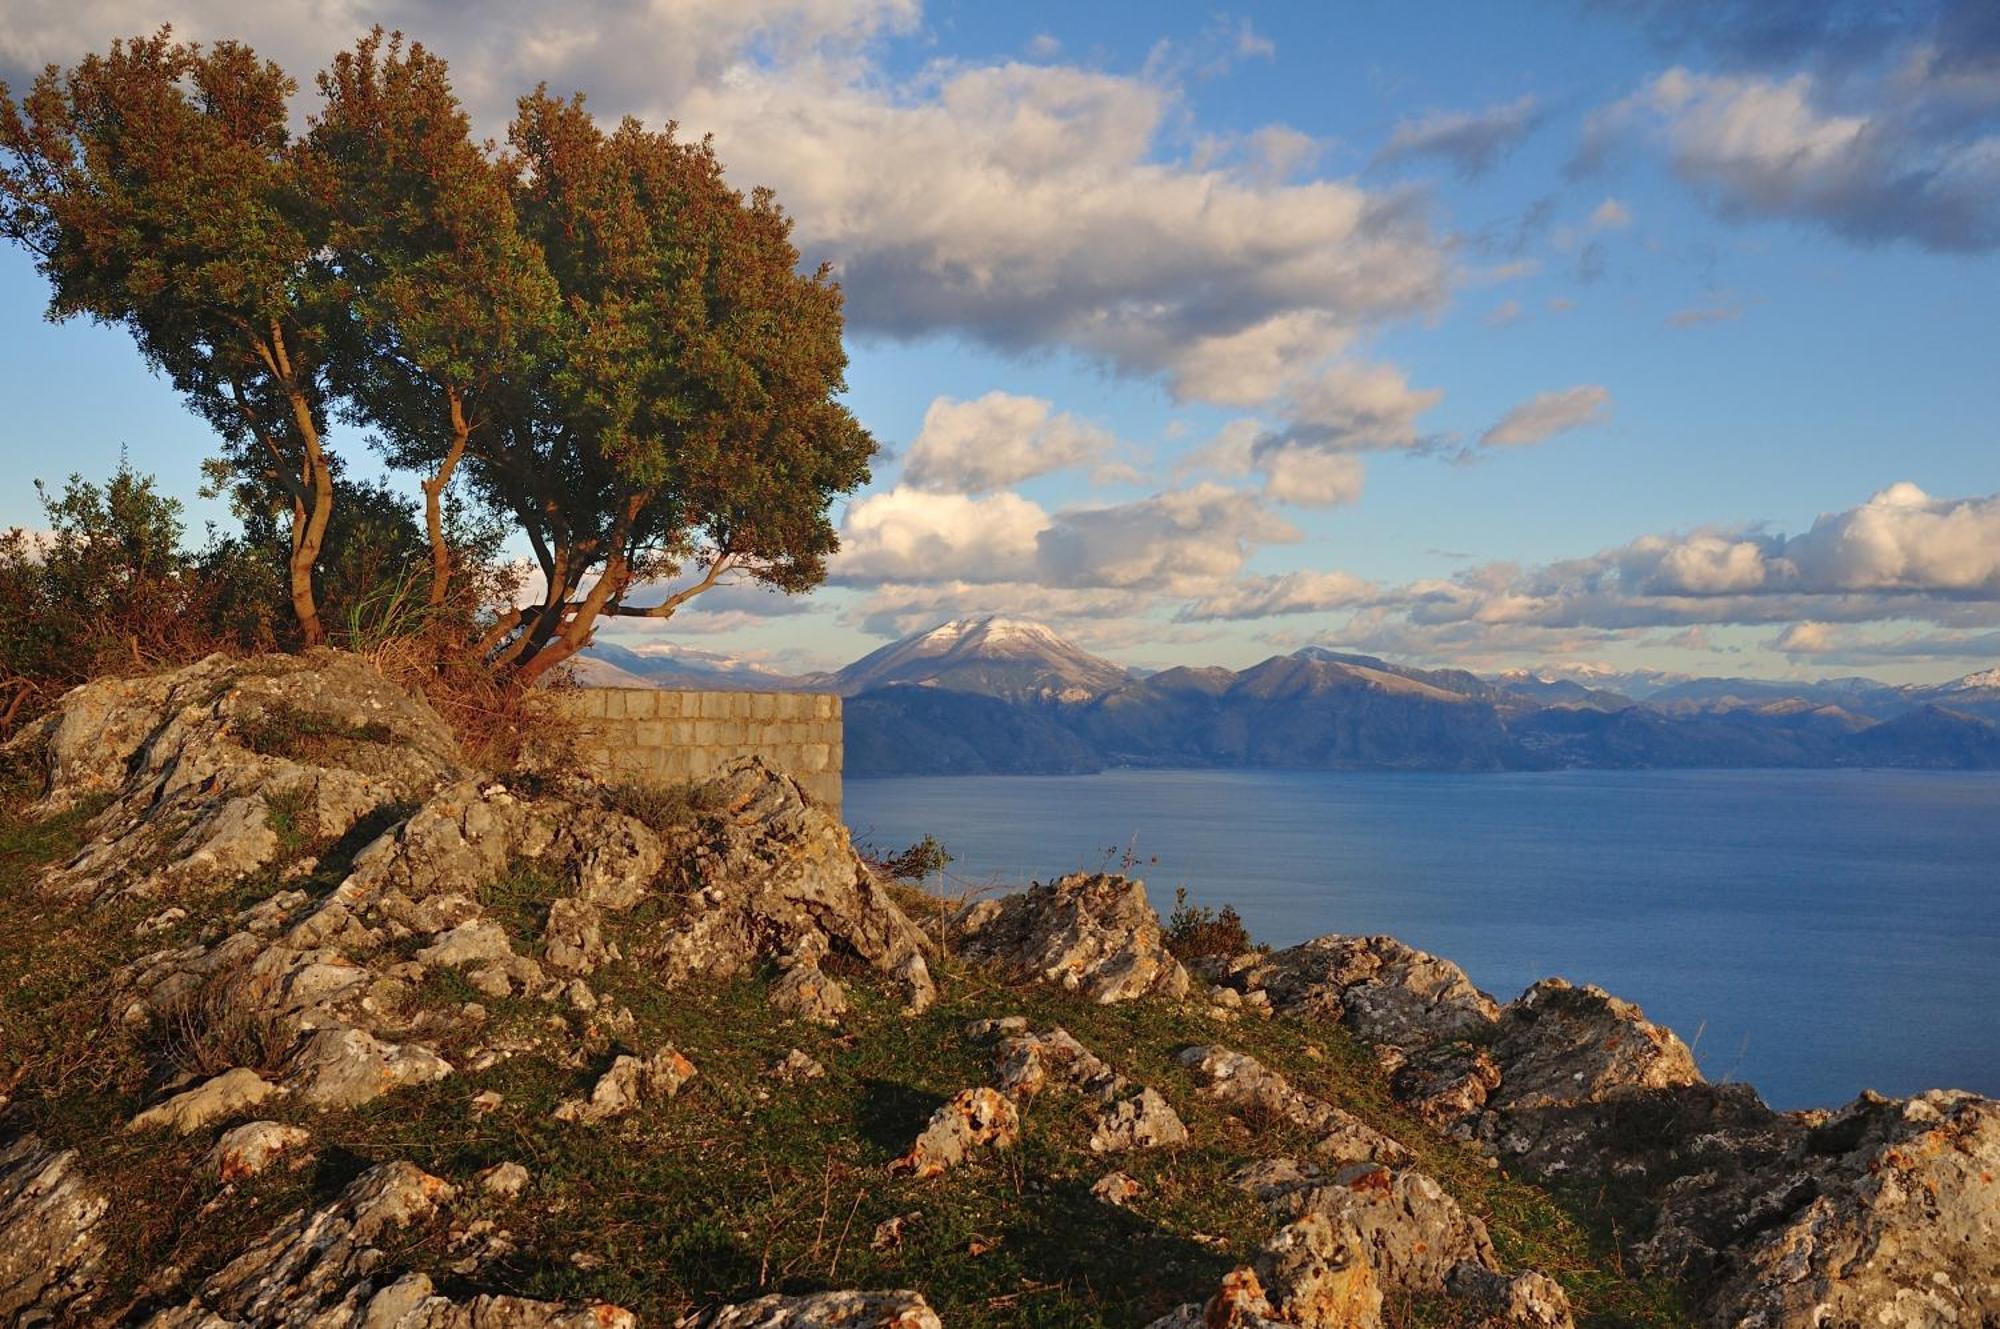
[845,768,2000,1111]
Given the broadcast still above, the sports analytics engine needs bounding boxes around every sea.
[845,768,2000,1111]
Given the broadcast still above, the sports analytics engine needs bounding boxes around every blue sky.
[3,1,1997,681]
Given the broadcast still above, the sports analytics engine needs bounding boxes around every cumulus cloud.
[1481,385,1613,447]
[1589,63,2000,252]
[901,391,1113,493]
[834,486,1048,584]
[1374,95,1545,177]
[1589,197,1634,229]
[676,58,1454,395]
[834,481,1295,595]
[1770,622,2000,664]
[0,0,920,130]
[1253,446,1368,508]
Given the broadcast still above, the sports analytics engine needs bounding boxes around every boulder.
[652,760,936,1011]
[1445,1264,1575,1329]
[953,873,1190,1003]
[0,1137,109,1325]
[891,1087,1021,1179]
[208,1121,313,1181]
[127,1067,285,1135]
[1092,1170,1144,1206]
[553,1047,697,1124]
[1179,1046,1410,1166]
[1225,936,1498,1049]
[689,1290,942,1329]
[1243,1159,1500,1293]
[1488,979,1701,1112]
[768,959,850,1025]
[1089,1087,1190,1153]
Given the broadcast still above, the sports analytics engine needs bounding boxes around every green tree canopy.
[0,31,341,643]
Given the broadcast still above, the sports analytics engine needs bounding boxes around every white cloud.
[1037,483,1298,593]
[1481,385,1612,447]
[1374,95,1544,177]
[834,486,1048,583]
[678,59,1453,394]
[1178,569,1379,621]
[1593,64,2000,252]
[901,391,1113,493]
[836,481,1296,595]
[1254,446,1368,508]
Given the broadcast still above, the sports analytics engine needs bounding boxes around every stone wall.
[564,688,843,813]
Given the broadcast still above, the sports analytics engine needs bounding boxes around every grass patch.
[237,702,395,764]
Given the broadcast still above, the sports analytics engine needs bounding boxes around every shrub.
[1165,886,1253,961]
[868,834,955,884]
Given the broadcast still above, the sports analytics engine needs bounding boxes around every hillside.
[1,653,1994,1328]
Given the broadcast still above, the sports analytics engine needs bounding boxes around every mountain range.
[583,615,2000,776]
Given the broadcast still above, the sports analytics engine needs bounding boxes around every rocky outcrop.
[891,1087,1021,1179]
[0,1137,109,1325]
[1250,1160,1499,1293]
[1488,979,1701,1111]
[654,759,937,1013]
[1444,1264,1574,1329]
[1148,1214,1384,1329]
[136,1161,631,1327]
[208,1121,313,1181]
[1179,1047,1408,1166]
[1208,935,1498,1049]
[690,1290,943,1329]
[552,1046,697,1124]
[953,873,1189,1003]
[5,650,466,904]
[979,1023,1189,1153]
[1639,1088,2000,1327]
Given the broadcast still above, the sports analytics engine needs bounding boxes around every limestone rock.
[288,1027,453,1109]
[769,959,850,1025]
[1391,1041,1501,1131]
[766,1049,828,1083]
[953,872,1190,1003]
[477,1162,532,1200]
[0,1137,109,1325]
[135,1161,630,1327]
[984,1025,1188,1153]
[208,1121,313,1181]
[1092,1171,1143,1206]
[1445,1264,1575,1329]
[1642,1088,2000,1327]
[688,1290,943,1329]
[1225,936,1498,1049]
[1179,1046,1410,1165]
[653,760,935,1011]
[1239,1158,1500,1293]
[554,1047,697,1124]
[891,1088,1020,1179]
[1255,1212,1386,1329]
[1489,979,1701,1111]
[128,1067,285,1135]
[4,650,465,903]
[1155,1216,1384,1329]
[1090,1088,1191,1153]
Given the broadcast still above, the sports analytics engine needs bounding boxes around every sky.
[2,0,1997,683]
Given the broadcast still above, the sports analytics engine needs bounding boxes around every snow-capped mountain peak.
[833,614,1128,702]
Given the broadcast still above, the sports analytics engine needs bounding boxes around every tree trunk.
[423,390,472,609]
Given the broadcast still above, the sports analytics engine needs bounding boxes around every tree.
[306,31,557,611]
[480,92,876,682]
[0,31,341,643]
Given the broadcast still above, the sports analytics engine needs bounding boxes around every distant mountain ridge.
[580,615,2000,775]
